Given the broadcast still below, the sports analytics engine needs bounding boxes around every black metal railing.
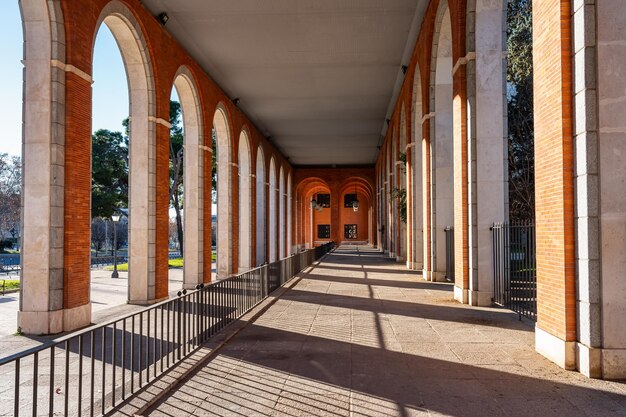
[491,221,536,320]
[0,242,334,417]
[444,226,454,282]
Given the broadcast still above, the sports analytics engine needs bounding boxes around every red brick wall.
[294,168,375,246]
[532,0,576,341]
[63,73,92,309]
[59,0,292,308]
[339,193,371,241]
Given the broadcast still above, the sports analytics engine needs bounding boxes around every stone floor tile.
[144,246,626,417]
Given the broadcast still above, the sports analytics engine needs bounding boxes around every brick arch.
[337,178,374,244]
[172,66,204,288]
[296,178,332,248]
[92,1,159,305]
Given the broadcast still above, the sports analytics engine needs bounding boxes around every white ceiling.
[141,0,427,165]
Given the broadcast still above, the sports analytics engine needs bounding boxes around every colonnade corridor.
[138,246,626,417]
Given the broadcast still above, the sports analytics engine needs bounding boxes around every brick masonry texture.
[59,0,292,308]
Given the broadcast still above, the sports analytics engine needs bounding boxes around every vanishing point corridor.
[140,247,626,416]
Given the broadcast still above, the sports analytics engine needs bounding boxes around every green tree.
[0,153,21,247]
[169,100,185,256]
[507,0,534,221]
[91,129,128,218]
[211,127,217,204]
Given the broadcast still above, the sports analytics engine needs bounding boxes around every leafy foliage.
[507,0,534,221]
[91,129,128,219]
[169,100,185,256]
[0,153,20,245]
[211,128,217,204]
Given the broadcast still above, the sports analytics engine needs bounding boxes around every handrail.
[0,241,335,416]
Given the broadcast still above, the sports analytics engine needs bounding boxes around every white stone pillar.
[466,0,507,306]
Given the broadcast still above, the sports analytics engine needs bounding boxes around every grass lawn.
[106,258,184,272]
[1,279,20,291]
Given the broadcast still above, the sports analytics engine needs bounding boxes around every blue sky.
[1,1,208,212]
[1,1,135,157]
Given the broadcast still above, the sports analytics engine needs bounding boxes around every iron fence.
[491,221,536,320]
[444,227,454,282]
[0,242,334,417]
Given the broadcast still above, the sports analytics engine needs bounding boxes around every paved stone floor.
[146,246,626,417]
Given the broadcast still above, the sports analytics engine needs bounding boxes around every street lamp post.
[111,214,121,278]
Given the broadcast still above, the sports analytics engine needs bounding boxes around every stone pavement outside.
[145,245,626,417]
[0,267,210,357]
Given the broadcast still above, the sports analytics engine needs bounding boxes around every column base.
[18,310,63,335]
[468,290,492,306]
[454,285,468,304]
[129,296,168,306]
[63,303,92,332]
[602,348,626,380]
[430,271,448,282]
[18,303,92,335]
[577,343,602,379]
[535,325,576,370]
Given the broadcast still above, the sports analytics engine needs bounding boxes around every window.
[344,194,358,208]
[317,224,330,239]
[344,224,357,239]
[316,193,330,208]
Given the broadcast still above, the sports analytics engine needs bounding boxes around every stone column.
[466,0,507,306]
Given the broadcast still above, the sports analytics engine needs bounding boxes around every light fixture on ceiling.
[352,184,359,212]
[157,12,169,26]
[401,65,408,74]
[232,97,240,106]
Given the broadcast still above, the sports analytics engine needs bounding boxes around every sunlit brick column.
[154,121,170,300]
[532,0,577,370]
[573,0,626,379]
